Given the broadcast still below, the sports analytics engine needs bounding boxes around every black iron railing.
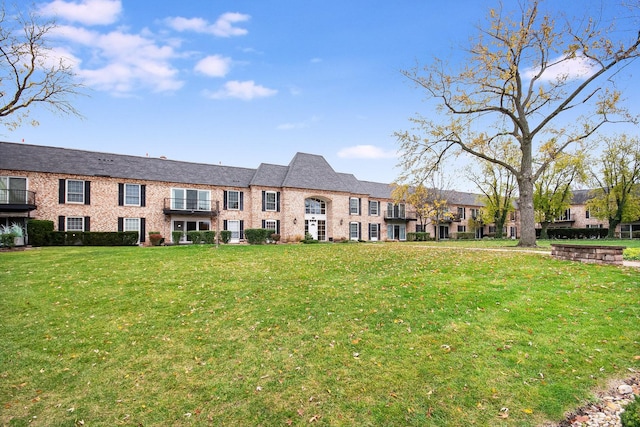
[0,189,36,210]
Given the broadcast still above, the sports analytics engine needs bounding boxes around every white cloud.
[54,25,184,95]
[523,53,598,82]
[194,55,232,77]
[205,81,277,100]
[40,0,122,26]
[165,12,250,37]
[277,115,319,130]
[337,145,398,159]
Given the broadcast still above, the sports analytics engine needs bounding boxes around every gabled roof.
[281,152,352,192]
[572,189,595,205]
[443,190,484,207]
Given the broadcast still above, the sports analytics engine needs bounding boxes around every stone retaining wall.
[551,244,626,265]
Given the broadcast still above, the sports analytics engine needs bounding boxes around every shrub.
[0,225,16,248]
[27,220,54,246]
[202,231,216,244]
[244,228,274,245]
[172,231,183,244]
[621,397,640,427]
[220,230,232,244]
[187,231,203,244]
[270,233,280,243]
[148,231,163,246]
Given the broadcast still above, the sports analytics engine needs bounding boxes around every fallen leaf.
[309,414,320,423]
[573,415,590,423]
[522,408,533,414]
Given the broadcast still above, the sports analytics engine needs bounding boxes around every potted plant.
[148,231,164,246]
[10,223,25,246]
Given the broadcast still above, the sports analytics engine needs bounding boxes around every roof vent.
[160,156,167,160]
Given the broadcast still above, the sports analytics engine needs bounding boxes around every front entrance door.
[227,220,240,243]
[438,225,450,240]
[307,219,318,240]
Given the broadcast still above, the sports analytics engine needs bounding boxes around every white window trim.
[66,179,85,204]
[350,197,360,215]
[124,217,141,243]
[66,216,84,231]
[369,201,379,216]
[265,191,277,212]
[349,222,360,240]
[227,190,240,210]
[265,219,277,232]
[124,183,141,206]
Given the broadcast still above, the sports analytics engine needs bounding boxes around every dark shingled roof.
[443,190,484,207]
[0,141,255,187]
[281,152,351,192]
[1,142,496,204]
[250,163,289,187]
[572,189,595,205]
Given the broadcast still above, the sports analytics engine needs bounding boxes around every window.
[586,209,590,219]
[369,201,379,216]
[386,203,406,219]
[457,225,466,232]
[470,208,480,219]
[172,188,210,210]
[263,191,279,212]
[586,224,603,229]
[510,211,517,221]
[350,197,360,215]
[305,198,326,215]
[350,222,360,240]
[557,209,571,221]
[125,184,140,206]
[67,180,85,203]
[224,190,242,210]
[457,207,466,220]
[264,219,278,233]
[369,223,380,240]
[59,179,90,205]
[124,218,140,243]
[0,177,27,204]
[66,217,84,231]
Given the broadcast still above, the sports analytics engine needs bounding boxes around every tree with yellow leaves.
[396,0,640,246]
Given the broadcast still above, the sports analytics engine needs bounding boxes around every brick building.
[1,141,635,244]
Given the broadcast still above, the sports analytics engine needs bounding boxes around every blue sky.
[4,0,639,190]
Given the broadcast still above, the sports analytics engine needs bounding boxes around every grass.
[1,243,639,426]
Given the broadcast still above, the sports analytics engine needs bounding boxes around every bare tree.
[396,0,640,246]
[0,3,83,130]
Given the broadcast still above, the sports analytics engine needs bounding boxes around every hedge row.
[48,231,139,246]
[543,228,609,239]
[406,232,431,241]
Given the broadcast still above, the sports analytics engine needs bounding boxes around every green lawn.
[1,243,639,426]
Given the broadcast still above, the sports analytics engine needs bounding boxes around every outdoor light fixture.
[293,218,297,224]
[340,219,343,225]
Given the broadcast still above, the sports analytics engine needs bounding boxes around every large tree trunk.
[539,222,550,240]
[607,218,620,238]
[517,175,537,247]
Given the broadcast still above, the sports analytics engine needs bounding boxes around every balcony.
[384,209,415,221]
[0,189,36,212]
[163,198,218,217]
